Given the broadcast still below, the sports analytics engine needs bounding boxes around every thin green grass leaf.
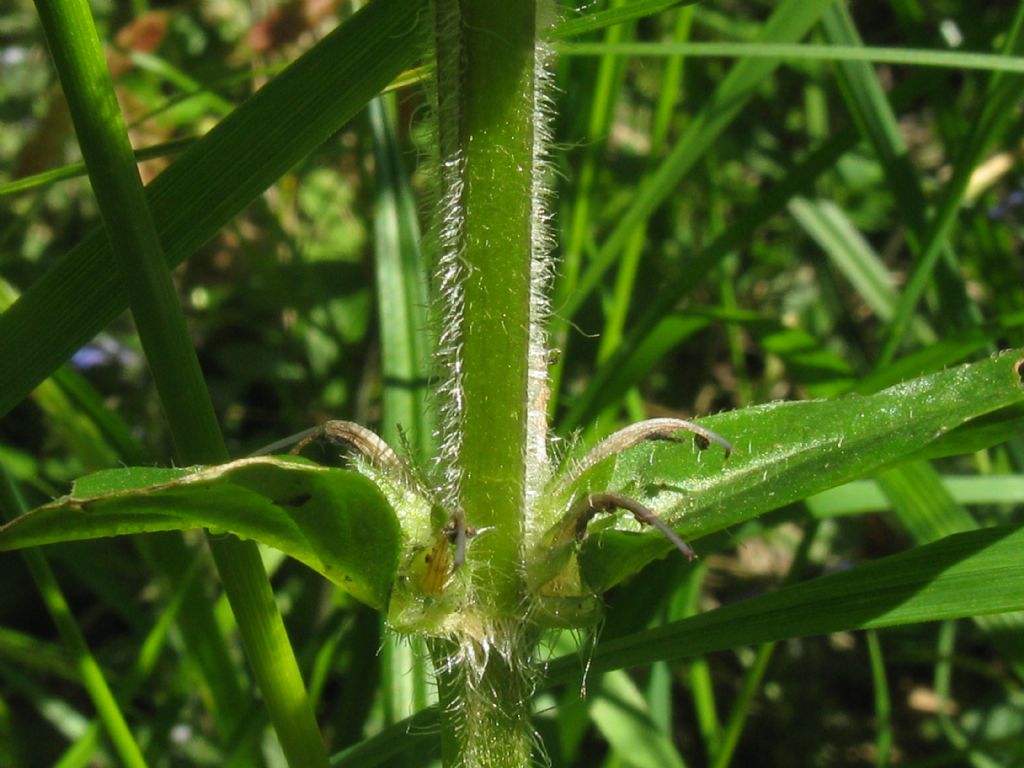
[590,671,686,768]
[789,197,900,322]
[367,95,433,460]
[866,631,893,768]
[557,41,1024,74]
[557,524,1024,681]
[549,0,699,41]
[127,50,234,118]
[808,474,1024,517]
[878,462,1024,680]
[0,626,77,681]
[0,472,148,768]
[0,136,196,197]
[330,708,439,767]
[709,643,773,768]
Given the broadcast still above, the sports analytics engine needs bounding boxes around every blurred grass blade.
[709,643,773,768]
[809,474,1024,517]
[557,41,1024,74]
[819,6,928,237]
[878,462,1024,680]
[366,91,435,737]
[367,95,433,460]
[879,462,979,542]
[569,349,1024,591]
[127,50,235,118]
[590,671,686,768]
[0,136,196,197]
[0,470,148,768]
[865,631,893,767]
[0,0,428,419]
[789,198,899,322]
[555,524,1024,681]
[330,708,439,767]
[549,0,699,41]
[0,458,401,609]
[789,197,938,346]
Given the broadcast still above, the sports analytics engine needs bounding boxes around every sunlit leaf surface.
[0,457,401,609]
[574,349,1024,591]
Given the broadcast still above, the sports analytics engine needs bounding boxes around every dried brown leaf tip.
[562,417,733,491]
[254,420,421,490]
[571,492,697,561]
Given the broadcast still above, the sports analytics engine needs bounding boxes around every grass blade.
[878,462,1024,681]
[367,95,433,460]
[549,0,699,41]
[590,670,687,768]
[0,470,148,768]
[557,41,1024,74]
[553,524,1024,681]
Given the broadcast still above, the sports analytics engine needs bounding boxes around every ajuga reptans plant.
[4,1,1024,767]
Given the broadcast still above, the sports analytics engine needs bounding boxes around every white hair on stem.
[524,27,559,535]
[431,0,466,520]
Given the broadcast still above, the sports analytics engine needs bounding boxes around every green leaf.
[0,458,401,610]
[573,348,1024,592]
[878,462,1024,680]
[552,524,1024,682]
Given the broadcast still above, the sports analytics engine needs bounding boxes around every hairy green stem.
[437,0,538,610]
[432,0,551,765]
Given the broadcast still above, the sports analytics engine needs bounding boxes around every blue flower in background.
[71,335,142,371]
